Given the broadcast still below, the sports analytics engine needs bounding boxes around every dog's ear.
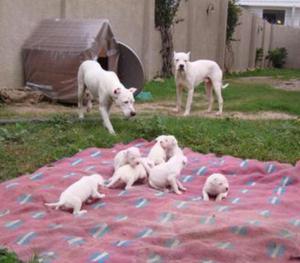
[128,87,137,94]
[170,136,178,146]
[114,87,121,95]
[155,135,164,142]
[187,52,191,60]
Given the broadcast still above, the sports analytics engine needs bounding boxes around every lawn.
[1,115,300,182]
[0,68,300,182]
[226,68,300,79]
[144,72,300,116]
[0,69,300,263]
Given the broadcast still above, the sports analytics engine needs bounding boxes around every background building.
[238,0,300,27]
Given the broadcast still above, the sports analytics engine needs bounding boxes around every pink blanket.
[0,139,299,263]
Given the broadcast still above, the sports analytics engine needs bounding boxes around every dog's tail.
[106,172,121,188]
[140,158,153,176]
[222,83,229,89]
[45,201,62,209]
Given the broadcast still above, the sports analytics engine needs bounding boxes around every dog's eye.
[176,59,179,62]
[184,60,187,62]
[219,183,223,186]
[123,101,129,104]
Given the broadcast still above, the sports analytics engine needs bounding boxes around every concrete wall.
[230,9,253,71]
[0,0,62,88]
[0,0,228,88]
[149,0,228,78]
[1,0,299,89]
[64,0,146,63]
[271,25,300,68]
[229,7,300,72]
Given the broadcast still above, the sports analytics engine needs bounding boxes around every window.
[263,9,285,25]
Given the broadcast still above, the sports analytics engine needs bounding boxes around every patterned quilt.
[0,139,299,263]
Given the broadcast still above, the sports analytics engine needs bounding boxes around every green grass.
[143,78,176,100]
[226,68,300,79]
[1,115,300,181]
[144,78,300,115]
[0,248,38,263]
[223,83,300,115]
[1,68,300,182]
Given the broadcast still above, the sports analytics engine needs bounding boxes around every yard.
[1,68,300,182]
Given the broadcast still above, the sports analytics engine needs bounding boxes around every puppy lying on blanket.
[45,174,105,215]
[202,173,229,201]
[143,152,188,195]
[106,163,149,190]
[114,147,141,170]
[148,135,179,165]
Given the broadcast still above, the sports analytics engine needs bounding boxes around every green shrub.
[226,0,241,44]
[266,48,288,68]
[255,48,264,66]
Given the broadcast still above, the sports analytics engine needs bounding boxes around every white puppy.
[45,174,105,215]
[143,153,188,195]
[114,147,141,170]
[78,60,137,134]
[106,163,147,190]
[202,173,229,201]
[148,135,178,165]
[173,52,228,116]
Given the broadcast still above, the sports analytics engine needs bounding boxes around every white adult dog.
[113,147,141,170]
[143,153,188,195]
[202,173,229,201]
[45,174,105,215]
[147,135,178,165]
[173,52,228,116]
[106,163,148,190]
[77,60,137,134]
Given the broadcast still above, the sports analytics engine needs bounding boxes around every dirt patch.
[134,102,298,120]
[1,101,298,121]
[0,87,46,104]
[3,102,75,117]
[232,76,300,91]
[276,79,300,91]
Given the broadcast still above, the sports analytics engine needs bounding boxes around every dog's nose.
[130,112,136,117]
[179,64,184,69]
[225,187,229,191]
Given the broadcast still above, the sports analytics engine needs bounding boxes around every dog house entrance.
[97,49,108,70]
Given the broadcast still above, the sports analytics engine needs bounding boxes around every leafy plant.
[0,123,28,143]
[225,0,241,72]
[266,48,288,68]
[0,248,22,263]
[226,0,241,44]
[155,0,184,77]
[255,48,264,66]
[134,115,167,139]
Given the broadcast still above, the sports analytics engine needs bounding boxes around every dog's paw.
[98,194,105,198]
[215,111,222,116]
[183,112,190,117]
[173,107,180,113]
[203,196,209,201]
[109,130,116,135]
[175,190,183,195]
[181,186,187,191]
[74,210,87,216]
